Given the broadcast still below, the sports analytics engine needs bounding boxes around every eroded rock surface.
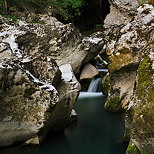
[101,4,154,153]
[0,15,102,147]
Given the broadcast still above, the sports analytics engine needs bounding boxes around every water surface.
[0,92,128,154]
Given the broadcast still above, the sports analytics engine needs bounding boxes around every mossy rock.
[135,56,154,125]
[102,74,110,95]
[126,140,146,154]
[136,56,154,98]
[138,0,154,6]
[109,48,134,72]
[130,56,154,153]
[104,96,124,112]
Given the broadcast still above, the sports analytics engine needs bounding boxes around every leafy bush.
[0,0,50,13]
[50,0,85,20]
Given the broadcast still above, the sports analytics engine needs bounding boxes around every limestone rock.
[109,0,139,12]
[80,63,99,80]
[81,32,104,53]
[104,0,139,28]
[0,16,83,147]
[104,5,132,28]
[101,4,154,153]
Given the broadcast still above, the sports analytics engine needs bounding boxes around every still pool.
[0,92,128,154]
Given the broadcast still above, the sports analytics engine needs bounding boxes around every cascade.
[87,77,102,92]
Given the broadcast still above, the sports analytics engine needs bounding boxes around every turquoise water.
[0,92,128,154]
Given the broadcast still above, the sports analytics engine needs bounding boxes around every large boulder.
[0,15,96,147]
[0,13,105,147]
[101,4,154,153]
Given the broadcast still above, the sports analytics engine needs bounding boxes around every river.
[0,92,128,154]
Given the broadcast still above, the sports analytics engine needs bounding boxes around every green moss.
[136,56,153,99]
[2,14,18,22]
[104,96,124,112]
[139,0,154,6]
[126,141,140,154]
[109,49,133,72]
[131,56,154,153]
[126,140,146,154]
[102,74,110,95]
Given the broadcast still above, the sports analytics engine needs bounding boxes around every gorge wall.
[100,1,154,153]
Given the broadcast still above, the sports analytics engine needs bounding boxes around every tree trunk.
[4,0,8,14]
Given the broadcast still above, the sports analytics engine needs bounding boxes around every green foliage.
[2,14,18,21]
[0,0,86,20]
[0,0,4,13]
[0,0,50,14]
[136,56,153,98]
[50,0,85,20]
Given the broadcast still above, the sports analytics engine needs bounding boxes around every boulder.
[101,4,154,153]
[80,63,99,80]
[0,11,106,146]
[0,15,86,147]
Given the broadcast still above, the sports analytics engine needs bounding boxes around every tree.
[0,0,50,14]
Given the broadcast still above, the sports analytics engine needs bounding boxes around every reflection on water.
[0,92,128,154]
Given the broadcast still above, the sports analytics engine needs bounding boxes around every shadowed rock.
[80,63,99,80]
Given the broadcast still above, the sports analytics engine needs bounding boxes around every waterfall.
[87,78,102,92]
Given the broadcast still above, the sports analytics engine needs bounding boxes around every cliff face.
[101,2,154,153]
[0,15,104,147]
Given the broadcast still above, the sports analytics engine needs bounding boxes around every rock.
[80,63,99,80]
[0,56,60,147]
[104,5,132,28]
[104,0,139,28]
[0,15,85,147]
[127,56,154,153]
[37,14,63,26]
[109,0,139,11]
[102,73,110,96]
[104,65,138,112]
[101,4,154,153]
[49,64,80,132]
[81,32,104,53]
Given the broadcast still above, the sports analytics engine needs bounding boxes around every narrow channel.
[41,92,128,154]
[0,90,128,154]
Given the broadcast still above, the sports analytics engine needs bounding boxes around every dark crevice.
[99,0,110,22]
[54,0,111,33]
